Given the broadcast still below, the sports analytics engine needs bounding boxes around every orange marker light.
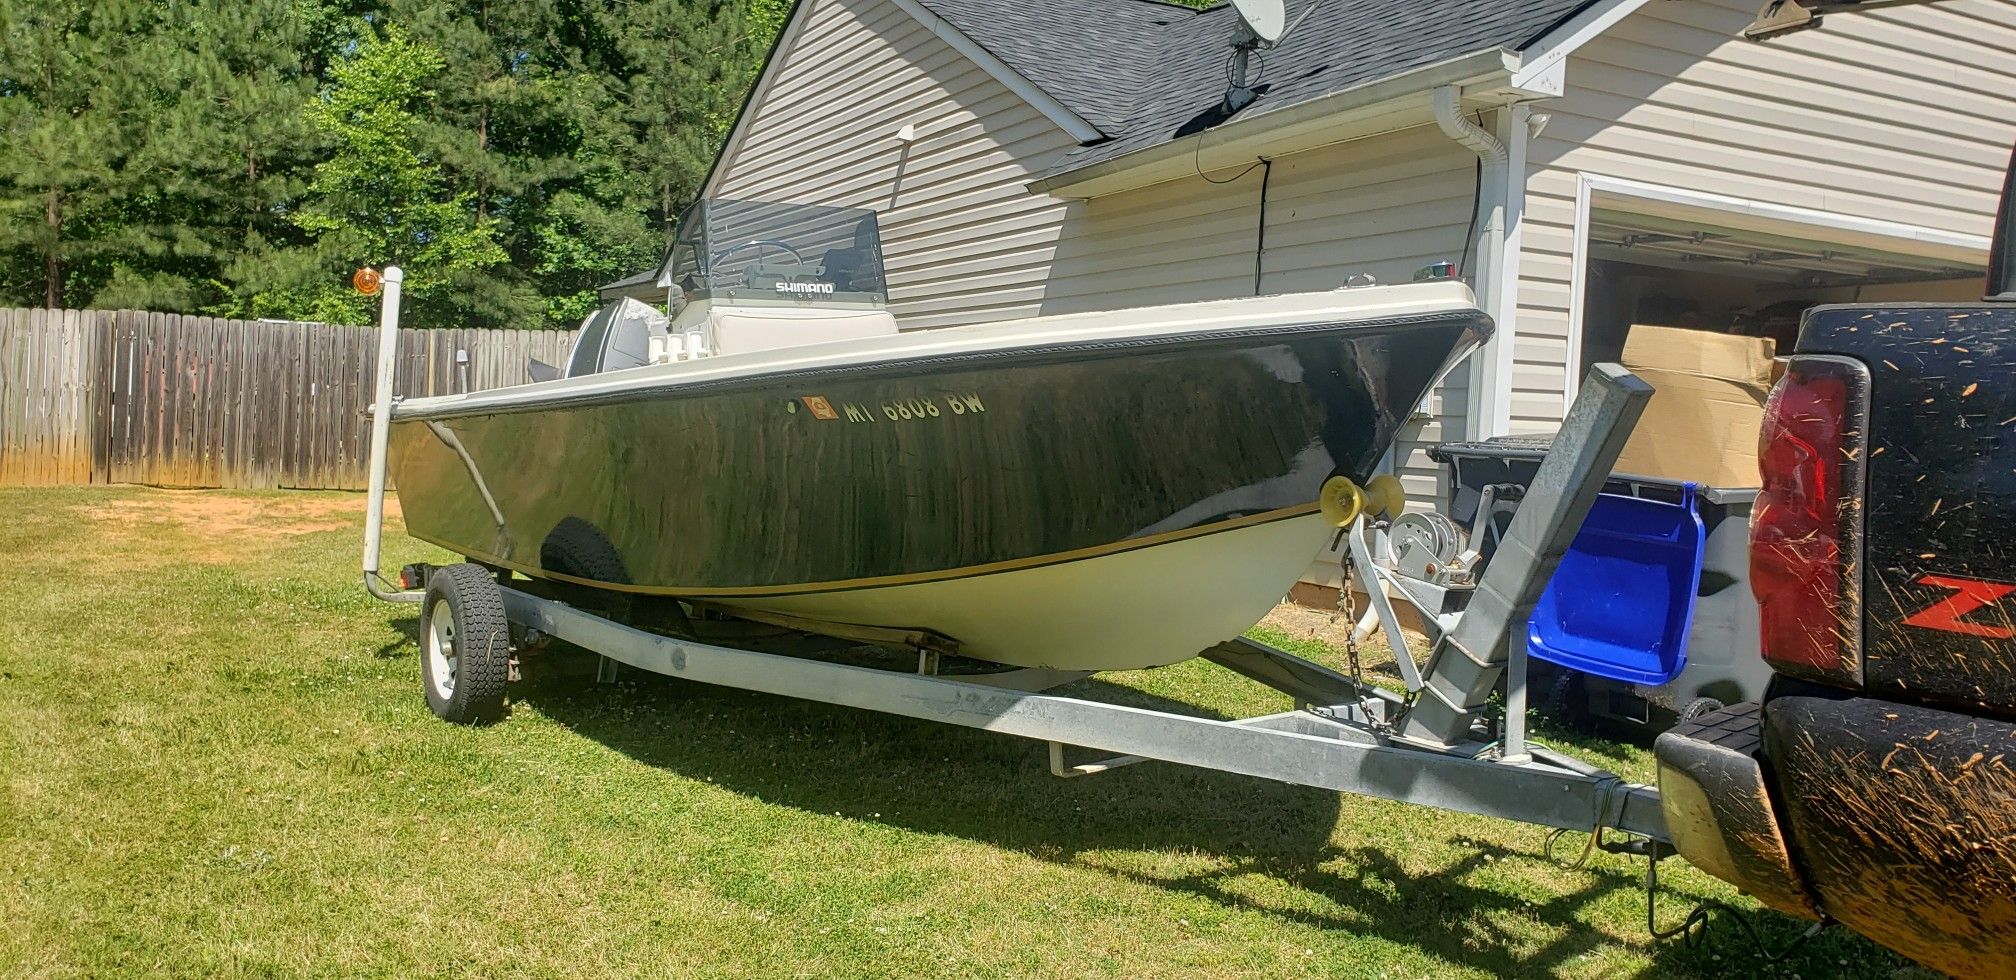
[353,267,383,296]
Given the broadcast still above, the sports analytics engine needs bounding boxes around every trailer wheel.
[420,563,512,724]
[1678,696,1725,726]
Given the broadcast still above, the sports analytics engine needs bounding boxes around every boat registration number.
[795,393,987,423]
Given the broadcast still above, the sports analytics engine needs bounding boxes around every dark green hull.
[388,309,1486,597]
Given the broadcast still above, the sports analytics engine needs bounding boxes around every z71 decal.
[1902,574,2016,640]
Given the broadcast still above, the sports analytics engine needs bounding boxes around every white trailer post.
[362,266,419,603]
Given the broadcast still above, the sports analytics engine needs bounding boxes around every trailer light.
[1750,355,1869,686]
[353,267,382,296]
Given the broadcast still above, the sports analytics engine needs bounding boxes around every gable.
[704,0,1096,202]
[709,0,1079,328]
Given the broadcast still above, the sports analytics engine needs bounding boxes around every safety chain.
[1336,544,1366,693]
[1333,519,1414,734]
[1328,523,1391,740]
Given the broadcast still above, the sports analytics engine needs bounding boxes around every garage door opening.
[1518,192,1992,724]
[1577,208,1987,380]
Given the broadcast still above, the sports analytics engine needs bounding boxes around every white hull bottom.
[717,513,1331,672]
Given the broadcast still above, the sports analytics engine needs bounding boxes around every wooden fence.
[0,308,575,490]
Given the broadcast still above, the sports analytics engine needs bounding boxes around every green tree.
[0,0,798,326]
[286,23,508,326]
[383,0,631,326]
[606,0,780,230]
[0,1,146,308]
[96,1,343,314]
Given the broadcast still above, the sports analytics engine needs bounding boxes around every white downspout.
[1438,89,1542,759]
[1494,105,1530,444]
[1434,85,1511,441]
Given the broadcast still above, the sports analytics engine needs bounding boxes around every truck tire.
[1541,670,1587,729]
[420,563,512,724]
[1678,696,1725,725]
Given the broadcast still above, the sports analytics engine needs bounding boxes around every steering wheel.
[706,239,807,283]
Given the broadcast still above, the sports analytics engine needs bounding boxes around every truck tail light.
[1750,355,1869,686]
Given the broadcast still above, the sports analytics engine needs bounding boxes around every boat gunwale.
[391,307,1491,422]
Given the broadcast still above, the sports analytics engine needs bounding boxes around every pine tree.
[0,0,797,325]
[287,23,509,327]
[95,1,341,314]
[606,0,782,231]
[388,0,662,326]
[0,1,145,308]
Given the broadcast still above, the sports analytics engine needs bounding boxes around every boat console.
[565,199,900,377]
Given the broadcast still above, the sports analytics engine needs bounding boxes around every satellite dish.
[1221,0,1316,115]
[1232,0,1285,44]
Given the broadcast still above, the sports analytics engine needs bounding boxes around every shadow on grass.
[476,643,1850,979]
[376,615,420,658]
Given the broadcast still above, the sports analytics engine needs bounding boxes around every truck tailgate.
[1801,303,2016,716]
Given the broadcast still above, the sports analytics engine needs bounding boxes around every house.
[660,0,2016,591]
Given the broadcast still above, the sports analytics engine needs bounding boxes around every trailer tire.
[421,563,512,724]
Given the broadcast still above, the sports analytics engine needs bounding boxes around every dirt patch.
[1258,600,1431,674]
[1262,600,1425,647]
[1260,601,1361,648]
[75,490,396,563]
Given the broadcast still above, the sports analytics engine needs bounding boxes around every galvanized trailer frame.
[359,265,1670,844]
[502,587,1667,839]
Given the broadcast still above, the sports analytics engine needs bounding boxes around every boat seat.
[820,215,886,293]
[820,248,883,293]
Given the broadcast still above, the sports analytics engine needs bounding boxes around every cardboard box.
[1611,324,1780,488]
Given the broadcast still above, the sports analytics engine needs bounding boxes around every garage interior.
[1579,208,1988,378]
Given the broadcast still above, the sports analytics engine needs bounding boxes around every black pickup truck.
[1654,152,2016,978]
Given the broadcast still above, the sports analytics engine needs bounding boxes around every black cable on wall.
[1191,135,1273,296]
[1458,156,1482,282]
[1457,110,1488,283]
[1254,157,1273,296]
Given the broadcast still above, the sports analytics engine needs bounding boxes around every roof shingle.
[916,0,1599,177]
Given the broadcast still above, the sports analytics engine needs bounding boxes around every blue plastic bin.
[1525,485,1706,686]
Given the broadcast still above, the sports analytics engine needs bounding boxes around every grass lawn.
[0,486,1901,978]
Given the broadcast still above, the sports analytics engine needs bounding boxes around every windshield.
[663,199,887,305]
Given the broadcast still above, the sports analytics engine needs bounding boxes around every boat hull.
[388,295,1486,670]
[724,512,1332,670]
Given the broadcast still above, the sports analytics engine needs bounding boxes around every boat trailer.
[358,265,1672,846]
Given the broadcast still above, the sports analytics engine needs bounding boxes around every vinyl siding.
[1513,0,2016,431]
[1041,125,1482,508]
[710,0,1079,329]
